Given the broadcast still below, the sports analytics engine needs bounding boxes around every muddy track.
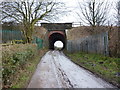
[28,50,115,88]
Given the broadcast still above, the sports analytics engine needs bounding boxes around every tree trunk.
[24,23,34,43]
[27,36,32,43]
[117,26,120,57]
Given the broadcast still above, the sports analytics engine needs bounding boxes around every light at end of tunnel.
[54,41,63,50]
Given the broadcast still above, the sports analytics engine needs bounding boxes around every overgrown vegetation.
[65,51,120,88]
[2,44,47,88]
[11,48,47,88]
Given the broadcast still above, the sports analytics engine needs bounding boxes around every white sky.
[56,0,118,26]
[1,0,119,26]
[54,40,63,48]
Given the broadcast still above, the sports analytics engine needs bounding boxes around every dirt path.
[28,50,115,88]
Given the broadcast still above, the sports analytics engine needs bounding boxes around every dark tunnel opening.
[49,33,66,50]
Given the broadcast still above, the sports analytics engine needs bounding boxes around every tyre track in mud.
[51,51,74,88]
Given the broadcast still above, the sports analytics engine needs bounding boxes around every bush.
[2,44,37,88]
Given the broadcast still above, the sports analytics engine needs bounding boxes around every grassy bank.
[65,52,120,88]
[2,44,47,88]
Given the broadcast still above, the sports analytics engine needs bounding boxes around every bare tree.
[77,0,109,27]
[116,0,120,26]
[116,0,120,57]
[0,0,66,43]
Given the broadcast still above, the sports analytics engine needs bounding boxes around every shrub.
[2,44,37,88]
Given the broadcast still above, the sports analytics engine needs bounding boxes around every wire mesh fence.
[67,32,109,56]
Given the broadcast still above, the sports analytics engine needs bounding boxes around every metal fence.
[33,37,43,49]
[1,30,24,43]
[1,30,43,49]
[67,32,109,56]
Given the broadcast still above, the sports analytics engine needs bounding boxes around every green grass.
[11,56,40,88]
[65,51,120,88]
[11,49,47,88]
[2,44,38,88]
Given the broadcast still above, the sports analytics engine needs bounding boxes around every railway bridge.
[41,23,72,50]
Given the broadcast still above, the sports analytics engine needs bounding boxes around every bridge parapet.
[41,23,72,31]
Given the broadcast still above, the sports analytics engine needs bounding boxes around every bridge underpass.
[41,23,72,50]
[48,31,65,50]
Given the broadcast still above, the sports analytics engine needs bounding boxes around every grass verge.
[65,51,120,88]
[11,48,47,88]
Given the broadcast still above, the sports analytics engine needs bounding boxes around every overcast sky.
[56,0,118,26]
[1,0,119,26]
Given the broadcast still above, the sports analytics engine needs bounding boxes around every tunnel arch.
[48,31,66,50]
